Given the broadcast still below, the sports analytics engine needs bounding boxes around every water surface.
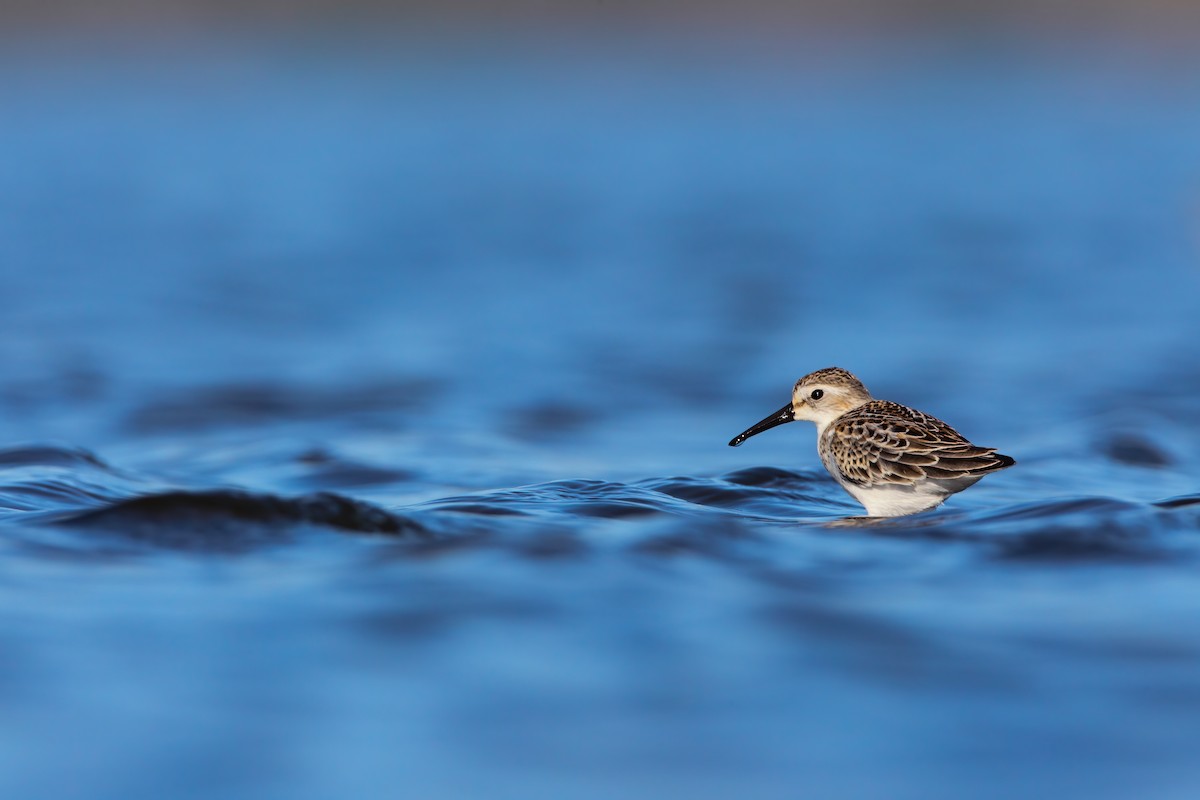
[2,36,1200,799]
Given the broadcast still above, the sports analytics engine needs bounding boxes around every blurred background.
[3,3,1200,799]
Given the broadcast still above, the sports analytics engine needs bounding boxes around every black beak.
[728,403,796,447]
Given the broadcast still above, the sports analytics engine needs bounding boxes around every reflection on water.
[2,36,1200,800]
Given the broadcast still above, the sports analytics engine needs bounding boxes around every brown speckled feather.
[822,400,1014,487]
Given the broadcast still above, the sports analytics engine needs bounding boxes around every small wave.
[425,479,680,521]
[961,496,1197,562]
[64,489,426,552]
[288,448,415,490]
[1155,494,1200,509]
[423,470,846,524]
[973,496,1146,524]
[645,469,853,521]
[0,445,148,519]
[991,522,1165,562]
[2,441,1196,565]
[0,477,134,514]
[0,445,115,471]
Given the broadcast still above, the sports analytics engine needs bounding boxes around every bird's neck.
[813,398,870,437]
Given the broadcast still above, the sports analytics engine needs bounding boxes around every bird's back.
[820,399,1014,491]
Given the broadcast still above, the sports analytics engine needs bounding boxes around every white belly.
[841,481,949,517]
[837,475,984,517]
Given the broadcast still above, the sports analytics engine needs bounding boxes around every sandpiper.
[729,367,1014,517]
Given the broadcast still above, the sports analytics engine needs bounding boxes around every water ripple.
[65,489,426,552]
[1,445,1196,568]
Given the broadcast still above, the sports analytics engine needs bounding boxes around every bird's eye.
[810,389,824,400]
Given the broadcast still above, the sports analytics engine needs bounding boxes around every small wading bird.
[729,367,1014,517]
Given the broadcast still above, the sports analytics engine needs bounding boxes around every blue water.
[3,35,1200,798]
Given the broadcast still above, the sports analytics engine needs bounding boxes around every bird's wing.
[828,401,1015,487]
